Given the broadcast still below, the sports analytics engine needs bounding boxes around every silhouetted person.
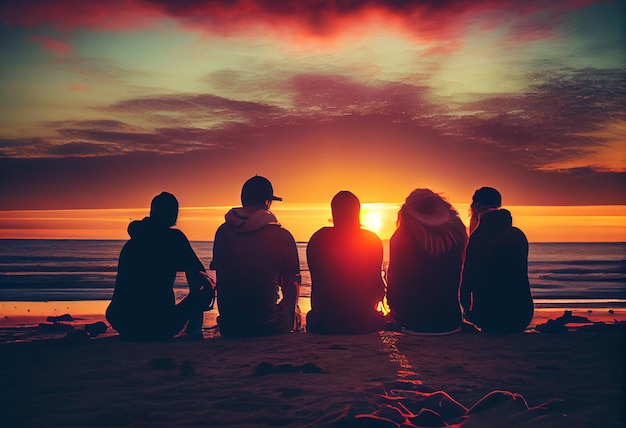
[306,191,387,334]
[210,176,300,338]
[387,189,468,334]
[106,192,214,340]
[460,187,534,333]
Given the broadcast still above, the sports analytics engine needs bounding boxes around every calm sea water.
[0,240,625,307]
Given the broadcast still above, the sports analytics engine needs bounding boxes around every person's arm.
[172,230,211,293]
[281,231,301,329]
[386,231,409,311]
[459,241,475,315]
[373,234,386,302]
[209,225,223,272]
[364,231,386,309]
[186,269,212,293]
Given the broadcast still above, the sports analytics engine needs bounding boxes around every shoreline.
[1,302,624,344]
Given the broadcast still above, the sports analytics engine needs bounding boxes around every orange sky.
[1,204,624,242]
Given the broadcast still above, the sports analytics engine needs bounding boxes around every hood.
[479,208,513,234]
[224,208,281,233]
[127,216,169,241]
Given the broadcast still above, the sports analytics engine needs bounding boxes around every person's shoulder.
[269,223,298,242]
[360,228,382,241]
[212,222,229,238]
[307,227,335,249]
[166,227,192,243]
[309,227,333,239]
[509,226,528,243]
[356,228,382,247]
[389,227,412,247]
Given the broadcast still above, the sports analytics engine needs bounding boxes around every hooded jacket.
[460,209,534,332]
[108,217,205,320]
[210,208,300,333]
[387,220,466,333]
[306,225,386,334]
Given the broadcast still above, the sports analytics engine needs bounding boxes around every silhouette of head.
[150,192,178,227]
[471,187,502,209]
[331,191,361,228]
[241,175,282,207]
[397,189,467,255]
[399,189,453,227]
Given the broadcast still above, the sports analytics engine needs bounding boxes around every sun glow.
[362,210,383,236]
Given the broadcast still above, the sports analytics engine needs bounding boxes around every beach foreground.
[1,321,624,427]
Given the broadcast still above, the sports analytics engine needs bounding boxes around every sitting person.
[306,191,387,334]
[210,176,301,338]
[460,187,534,333]
[386,189,468,334]
[106,192,214,340]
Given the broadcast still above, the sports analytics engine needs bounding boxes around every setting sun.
[362,210,383,236]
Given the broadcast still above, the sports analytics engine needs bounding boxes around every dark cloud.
[441,68,626,170]
[50,119,130,130]
[1,138,623,210]
[2,70,624,173]
[45,142,118,156]
[104,93,281,116]
[0,137,48,157]
[54,125,229,154]
[0,137,46,149]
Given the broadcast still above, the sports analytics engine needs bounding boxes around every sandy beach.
[0,307,624,428]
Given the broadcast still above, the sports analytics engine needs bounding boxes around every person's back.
[211,176,300,338]
[106,192,212,340]
[114,218,187,317]
[461,209,533,332]
[460,187,534,333]
[306,191,386,334]
[386,189,467,334]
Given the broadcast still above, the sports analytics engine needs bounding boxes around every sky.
[0,0,624,242]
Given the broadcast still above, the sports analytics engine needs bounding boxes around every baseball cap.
[472,187,502,208]
[241,175,282,206]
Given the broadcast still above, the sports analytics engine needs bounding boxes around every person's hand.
[463,310,476,324]
[198,270,216,290]
[196,271,216,310]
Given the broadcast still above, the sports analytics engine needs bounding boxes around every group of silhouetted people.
[106,176,534,340]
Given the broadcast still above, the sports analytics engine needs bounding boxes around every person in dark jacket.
[306,191,387,335]
[460,187,534,333]
[210,176,301,338]
[386,189,468,334]
[106,192,214,340]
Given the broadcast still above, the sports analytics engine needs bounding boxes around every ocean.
[0,240,625,308]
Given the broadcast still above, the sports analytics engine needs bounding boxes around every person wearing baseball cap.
[460,187,534,333]
[240,175,283,205]
[210,176,301,338]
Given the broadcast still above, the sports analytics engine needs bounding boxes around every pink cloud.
[28,35,71,53]
[1,0,597,43]
[0,0,163,31]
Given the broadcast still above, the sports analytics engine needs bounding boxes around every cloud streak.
[28,35,71,53]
